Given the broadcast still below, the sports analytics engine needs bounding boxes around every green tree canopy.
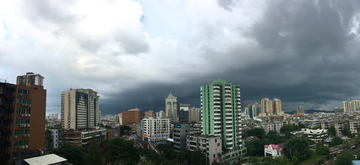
[342,140,351,150]
[247,128,266,139]
[284,136,311,162]
[315,146,330,155]
[53,144,85,165]
[327,127,336,136]
[120,125,132,135]
[335,150,354,165]
[330,136,343,147]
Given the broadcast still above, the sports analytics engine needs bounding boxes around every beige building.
[144,110,156,119]
[189,107,200,122]
[61,89,100,130]
[165,93,178,122]
[260,97,283,116]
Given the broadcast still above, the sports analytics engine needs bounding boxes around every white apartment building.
[61,89,101,130]
[48,129,59,149]
[292,128,328,143]
[260,122,283,134]
[156,110,165,119]
[142,117,170,144]
[349,120,360,134]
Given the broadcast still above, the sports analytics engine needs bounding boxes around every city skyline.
[1,0,360,116]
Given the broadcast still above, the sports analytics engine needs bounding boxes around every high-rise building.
[118,113,122,125]
[252,102,260,118]
[189,107,201,122]
[179,103,191,123]
[200,79,246,164]
[0,72,46,164]
[261,97,269,113]
[343,101,349,112]
[122,108,140,125]
[349,100,360,111]
[165,93,178,122]
[260,97,283,116]
[274,98,282,115]
[144,110,156,119]
[245,104,252,118]
[61,89,100,130]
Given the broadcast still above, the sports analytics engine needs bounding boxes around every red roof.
[264,144,283,152]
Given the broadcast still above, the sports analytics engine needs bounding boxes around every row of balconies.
[13,134,30,139]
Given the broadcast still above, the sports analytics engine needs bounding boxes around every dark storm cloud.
[100,0,360,115]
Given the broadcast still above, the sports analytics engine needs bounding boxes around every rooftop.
[24,154,67,165]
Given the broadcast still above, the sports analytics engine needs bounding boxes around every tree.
[284,136,311,162]
[342,140,351,151]
[330,136,343,147]
[316,146,330,155]
[53,144,85,165]
[247,128,266,139]
[292,156,298,165]
[342,128,351,136]
[335,150,354,165]
[179,149,192,163]
[357,152,360,160]
[327,127,336,136]
[120,125,132,135]
[110,138,140,165]
[84,142,102,165]
[249,157,260,164]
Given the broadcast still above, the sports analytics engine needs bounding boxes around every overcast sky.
[1,0,360,116]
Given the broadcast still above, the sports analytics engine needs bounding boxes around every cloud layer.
[1,0,360,115]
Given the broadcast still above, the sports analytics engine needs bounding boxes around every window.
[18,89,30,95]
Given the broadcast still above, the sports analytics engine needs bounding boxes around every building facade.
[201,79,246,164]
[172,124,191,152]
[165,93,178,122]
[142,117,171,144]
[122,108,140,125]
[245,104,252,118]
[260,97,283,116]
[252,102,260,118]
[190,107,201,122]
[156,110,165,119]
[179,103,191,123]
[0,72,46,164]
[61,88,100,130]
[144,110,156,119]
[186,135,222,164]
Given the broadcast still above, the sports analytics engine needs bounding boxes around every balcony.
[226,141,233,145]
[213,93,220,97]
[213,89,220,93]
[214,117,221,120]
[214,101,220,104]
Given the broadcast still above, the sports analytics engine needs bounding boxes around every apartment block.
[0,72,46,164]
[334,121,349,136]
[142,117,171,144]
[45,129,64,151]
[144,110,156,119]
[349,120,360,134]
[189,107,201,122]
[186,134,222,164]
[122,108,140,125]
[201,79,247,164]
[252,102,260,118]
[156,110,165,119]
[61,88,100,130]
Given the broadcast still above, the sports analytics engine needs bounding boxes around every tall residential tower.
[200,79,246,164]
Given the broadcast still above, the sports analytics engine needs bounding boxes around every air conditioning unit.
[21,114,25,117]
[20,94,23,96]
[27,124,30,127]
[14,136,17,139]
[28,105,31,107]
[19,124,23,127]
[28,114,31,117]
[19,146,24,149]
[21,104,25,106]
[23,134,27,138]
[24,145,28,149]
[27,134,30,137]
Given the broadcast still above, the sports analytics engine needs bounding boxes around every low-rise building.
[349,120,360,134]
[45,129,64,151]
[106,128,120,140]
[335,121,349,136]
[264,144,284,158]
[186,134,222,164]
[64,129,82,146]
[292,128,328,143]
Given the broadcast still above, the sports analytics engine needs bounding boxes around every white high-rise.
[61,88,101,130]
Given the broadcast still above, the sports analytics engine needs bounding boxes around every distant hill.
[286,109,335,114]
